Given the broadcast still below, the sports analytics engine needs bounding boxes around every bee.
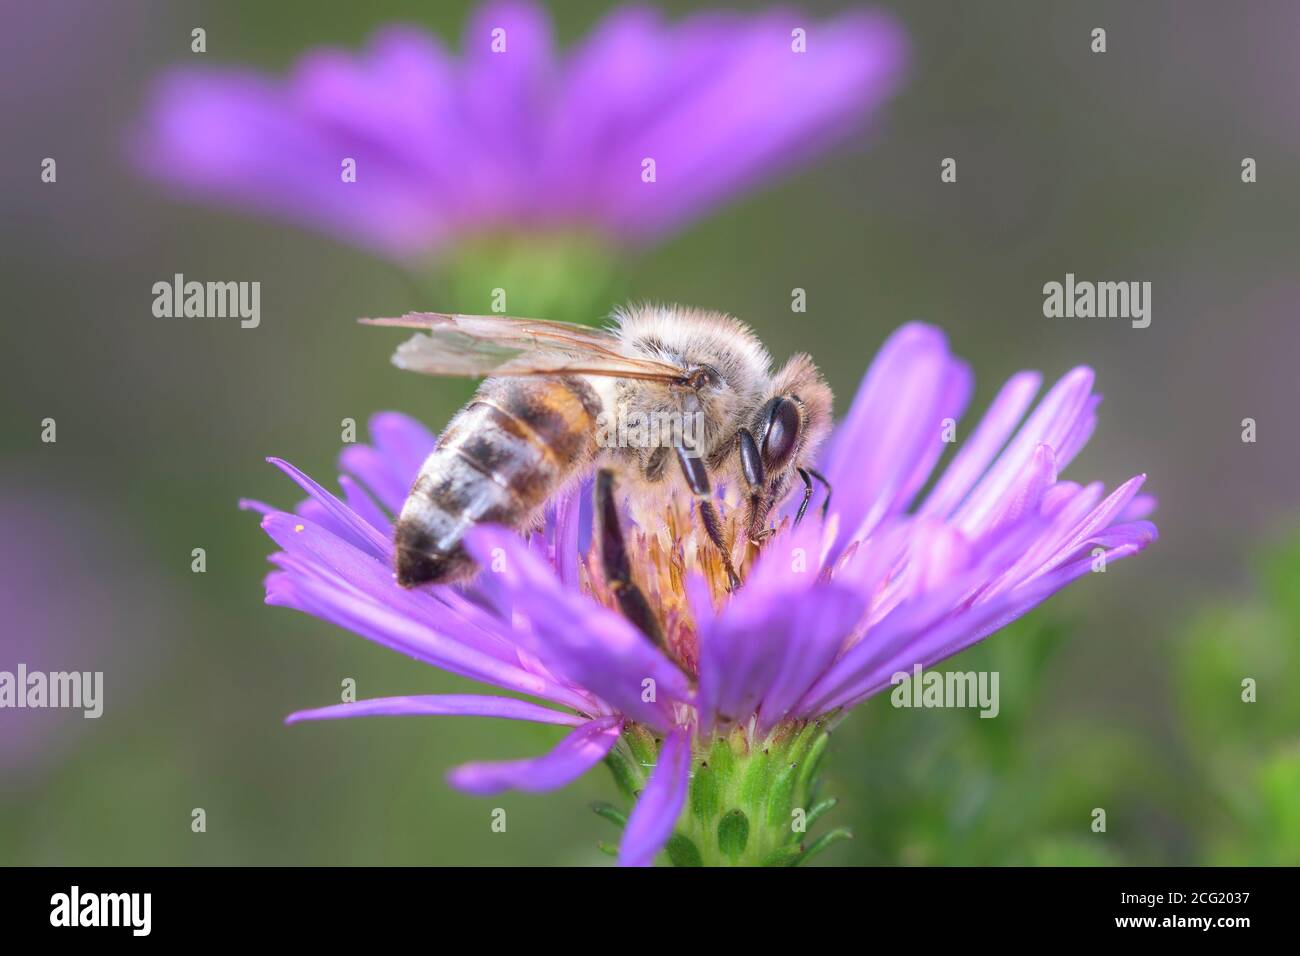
[362,305,833,632]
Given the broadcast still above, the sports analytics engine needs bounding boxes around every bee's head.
[755,353,833,482]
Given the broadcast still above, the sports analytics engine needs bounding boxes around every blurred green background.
[1,0,1297,865]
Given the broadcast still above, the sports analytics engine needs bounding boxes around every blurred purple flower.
[0,485,170,787]
[246,322,1156,866]
[131,2,908,260]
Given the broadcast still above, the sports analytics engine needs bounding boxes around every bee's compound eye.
[760,396,802,471]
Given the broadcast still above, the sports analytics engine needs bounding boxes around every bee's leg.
[594,468,665,648]
[738,428,765,489]
[794,467,815,525]
[675,447,742,591]
[808,467,833,520]
[737,428,772,546]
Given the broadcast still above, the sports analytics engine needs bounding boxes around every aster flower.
[245,322,1156,866]
[131,1,908,263]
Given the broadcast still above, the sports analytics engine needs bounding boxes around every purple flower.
[0,485,172,787]
[247,322,1156,866]
[131,2,908,261]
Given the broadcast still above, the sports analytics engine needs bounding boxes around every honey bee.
[362,305,833,631]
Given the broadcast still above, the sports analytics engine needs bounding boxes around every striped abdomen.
[394,375,602,586]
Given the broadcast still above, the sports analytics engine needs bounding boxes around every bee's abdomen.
[394,376,601,587]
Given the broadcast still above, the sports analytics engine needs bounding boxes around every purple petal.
[131,7,907,254]
[964,442,1058,539]
[131,68,447,259]
[754,584,867,733]
[462,524,692,728]
[339,444,412,514]
[809,522,1156,715]
[846,538,1155,707]
[550,476,591,589]
[332,411,436,515]
[366,412,438,491]
[817,323,972,551]
[337,474,392,537]
[286,693,584,727]
[268,456,391,558]
[1119,493,1158,522]
[447,714,622,795]
[603,10,909,239]
[951,367,1095,531]
[261,512,596,712]
[1024,474,1150,578]
[618,726,691,867]
[918,370,1042,519]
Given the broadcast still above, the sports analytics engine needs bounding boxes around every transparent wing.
[360,312,689,383]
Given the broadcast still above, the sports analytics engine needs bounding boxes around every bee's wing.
[360,312,689,383]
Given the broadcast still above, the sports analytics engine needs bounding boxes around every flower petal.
[268,456,391,558]
[463,524,692,728]
[285,693,584,726]
[818,323,972,551]
[618,726,691,867]
[261,512,595,712]
[918,370,1041,519]
[366,412,438,488]
[447,714,622,796]
[754,584,867,733]
[951,367,1095,530]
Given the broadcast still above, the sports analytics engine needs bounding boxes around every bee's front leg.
[737,428,773,547]
[594,468,666,648]
[793,467,815,525]
[674,446,742,591]
[808,466,833,520]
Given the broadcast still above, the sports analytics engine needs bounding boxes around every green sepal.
[739,745,774,808]
[717,809,750,861]
[765,761,800,830]
[666,833,703,867]
[710,731,738,780]
[602,744,641,801]
[759,844,804,867]
[590,801,627,829]
[690,754,722,823]
[603,719,846,866]
[797,729,831,798]
[804,797,838,830]
[797,827,853,865]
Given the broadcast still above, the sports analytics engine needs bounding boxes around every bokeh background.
[1,0,1297,865]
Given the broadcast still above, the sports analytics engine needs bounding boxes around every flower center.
[581,488,764,676]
